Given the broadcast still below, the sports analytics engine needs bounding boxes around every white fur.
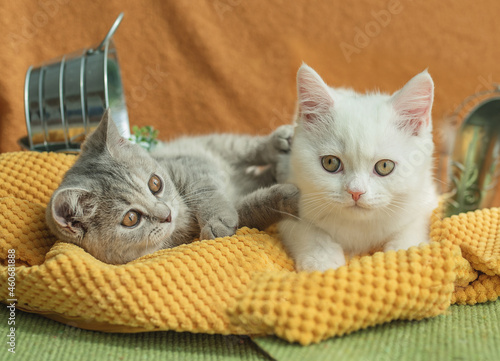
[279,64,438,272]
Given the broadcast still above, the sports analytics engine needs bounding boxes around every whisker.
[263,206,303,222]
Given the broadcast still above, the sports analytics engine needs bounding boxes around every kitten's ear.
[81,109,130,155]
[47,188,96,242]
[296,64,334,124]
[391,70,434,135]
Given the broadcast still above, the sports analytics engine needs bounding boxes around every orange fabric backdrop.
[1,1,500,192]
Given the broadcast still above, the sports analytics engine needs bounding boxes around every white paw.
[384,237,429,252]
[295,251,346,272]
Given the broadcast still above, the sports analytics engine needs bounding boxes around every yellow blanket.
[1,151,499,345]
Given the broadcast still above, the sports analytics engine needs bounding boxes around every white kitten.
[279,64,438,272]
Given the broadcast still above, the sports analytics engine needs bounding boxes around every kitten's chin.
[350,204,373,212]
[343,202,378,217]
[118,228,174,264]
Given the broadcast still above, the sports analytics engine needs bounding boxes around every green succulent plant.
[129,125,159,151]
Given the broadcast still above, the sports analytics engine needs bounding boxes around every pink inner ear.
[52,199,79,235]
[53,212,70,228]
[297,66,334,123]
[396,91,432,124]
[400,98,431,135]
[300,98,331,122]
[393,73,434,134]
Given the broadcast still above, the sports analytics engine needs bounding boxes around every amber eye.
[122,210,141,228]
[148,175,162,195]
[374,160,395,176]
[321,155,343,173]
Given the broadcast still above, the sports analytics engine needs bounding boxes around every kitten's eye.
[122,210,141,228]
[374,160,395,176]
[321,155,343,173]
[148,175,162,195]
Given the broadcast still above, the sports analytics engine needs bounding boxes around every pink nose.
[348,190,365,202]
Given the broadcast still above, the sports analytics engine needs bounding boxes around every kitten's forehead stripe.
[81,158,144,197]
[117,196,132,207]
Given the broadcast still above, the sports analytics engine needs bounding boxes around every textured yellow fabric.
[452,274,500,305]
[1,151,499,345]
[430,208,500,305]
[228,243,457,344]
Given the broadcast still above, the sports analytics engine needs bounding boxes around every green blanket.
[2,301,499,360]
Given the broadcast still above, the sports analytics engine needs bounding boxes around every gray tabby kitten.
[46,111,298,264]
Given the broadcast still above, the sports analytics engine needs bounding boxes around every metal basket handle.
[88,12,124,54]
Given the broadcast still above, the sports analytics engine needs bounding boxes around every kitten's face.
[79,152,181,264]
[290,65,435,220]
[46,111,182,264]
